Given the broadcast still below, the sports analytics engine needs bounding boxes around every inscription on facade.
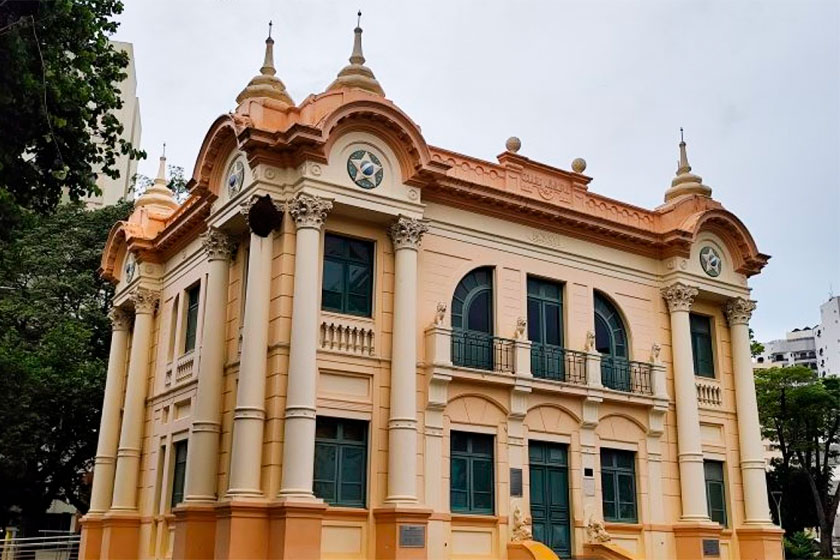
[399,525,425,548]
[528,231,565,250]
[702,539,720,557]
[520,170,572,204]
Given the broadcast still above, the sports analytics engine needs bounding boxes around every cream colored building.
[79,22,782,560]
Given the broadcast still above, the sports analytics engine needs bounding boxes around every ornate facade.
[81,21,782,560]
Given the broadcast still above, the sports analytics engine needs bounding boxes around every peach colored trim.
[322,506,370,520]
[450,514,505,526]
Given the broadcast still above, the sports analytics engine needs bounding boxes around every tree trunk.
[819,520,833,558]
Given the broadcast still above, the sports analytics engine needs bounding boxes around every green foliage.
[0,200,132,534]
[756,366,840,557]
[783,531,820,560]
[749,327,764,357]
[0,0,143,224]
[131,165,190,203]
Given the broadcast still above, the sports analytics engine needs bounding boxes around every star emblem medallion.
[227,160,245,197]
[699,246,722,277]
[347,149,384,189]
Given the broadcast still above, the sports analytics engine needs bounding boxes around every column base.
[214,500,270,560]
[100,511,141,560]
[672,522,723,560]
[373,506,433,560]
[736,525,784,560]
[173,502,218,559]
[78,514,104,560]
[267,499,328,560]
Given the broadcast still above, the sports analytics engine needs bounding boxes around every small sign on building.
[510,468,523,497]
[702,539,720,557]
[399,525,426,548]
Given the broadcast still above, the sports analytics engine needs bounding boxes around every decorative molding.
[510,506,533,543]
[109,307,131,331]
[724,297,756,326]
[131,287,160,315]
[388,215,429,250]
[661,282,698,313]
[201,227,235,261]
[287,192,333,230]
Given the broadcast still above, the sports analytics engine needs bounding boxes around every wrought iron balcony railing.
[530,343,587,385]
[601,356,653,395]
[451,329,514,372]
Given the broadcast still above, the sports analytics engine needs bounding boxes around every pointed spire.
[664,128,712,202]
[136,144,178,212]
[236,21,294,106]
[326,11,385,96]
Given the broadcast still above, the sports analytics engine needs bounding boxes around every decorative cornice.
[201,227,235,261]
[287,192,333,230]
[388,215,428,250]
[109,307,132,331]
[724,297,756,326]
[661,282,698,313]
[131,287,160,315]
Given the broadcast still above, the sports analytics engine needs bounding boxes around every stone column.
[384,216,428,504]
[88,308,131,514]
[660,282,710,522]
[227,203,277,498]
[183,228,234,503]
[724,297,773,525]
[111,288,160,510]
[278,192,333,499]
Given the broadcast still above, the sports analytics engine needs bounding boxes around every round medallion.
[226,160,245,197]
[699,246,722,277]
[124,253,136,282]
[347,149,384,189]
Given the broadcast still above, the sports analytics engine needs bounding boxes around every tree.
[0,0,143,229]
[0,200,132,535]
[750,327,764,358]
[756,366,840,557]
[130,165,190,203]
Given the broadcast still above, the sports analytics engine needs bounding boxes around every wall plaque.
[702,539,720,557]
[399,525,425,548]
[510,468,523,497]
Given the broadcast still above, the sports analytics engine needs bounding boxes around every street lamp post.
[771,490,783,530]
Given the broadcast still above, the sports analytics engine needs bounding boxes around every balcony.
[600,356,653,395]
[319,313,375,357]
[696,378,722,407]
[530,343,586,385]
[451,330,514,373]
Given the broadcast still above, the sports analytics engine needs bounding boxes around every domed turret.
[326,12,385,96]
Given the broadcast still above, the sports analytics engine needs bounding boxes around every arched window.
[594,292,630,391]
[451,267,493,334]
[451,267,494,369]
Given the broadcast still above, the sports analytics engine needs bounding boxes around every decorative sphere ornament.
[572,158,587,173]
[505,136,521,153]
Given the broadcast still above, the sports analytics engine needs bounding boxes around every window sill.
[450,513,500,526]
[321,310,374,324]
[324,506,369,520]
[604,522,642,531]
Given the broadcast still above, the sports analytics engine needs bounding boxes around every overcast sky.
[115,0,839,342]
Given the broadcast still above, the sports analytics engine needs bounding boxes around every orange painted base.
[508,540,561,560]
[100,511,141,560]
[373,506,433,560]
[173,502,218,559]
[78,515,104,560]
[267,500,328,560]
[214,501,270,560]
[737,525,784,560]
[672,522,723,560]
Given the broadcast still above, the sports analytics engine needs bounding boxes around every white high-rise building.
[815,296,840,377]
[85,41,142,208]
[755,327,819,371]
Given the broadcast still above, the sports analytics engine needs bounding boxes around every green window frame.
[321,234,374,317]
[450,431,495,515]
[313,417,368,507]
[527,277,565,380]
[690,313,715,378]
[704,460,727,526]
[170,440,188,508]
[600,449,637,523]
[184,283,201,353]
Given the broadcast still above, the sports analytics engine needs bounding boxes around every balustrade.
[696,378,722,407]
[319,319,375,356]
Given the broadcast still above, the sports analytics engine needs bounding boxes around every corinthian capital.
[661,282,698,313]
[201,227,235,261]
[109,307,132,331]
[287,192,333,230]
[724,297,756,326]
[131,287,160,315]
[388,215,429,250]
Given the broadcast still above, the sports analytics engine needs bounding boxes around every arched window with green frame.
[594,291,630,391]
[451,267,494,369]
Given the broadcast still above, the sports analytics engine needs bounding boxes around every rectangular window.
[183,284,201,353]
[600,449,637,523]
[704,460,727,526]
[690,313,715,378]
[450,431,495,515]
[313,417,368,507]
[170,440,188,508]
[322,234,374,317]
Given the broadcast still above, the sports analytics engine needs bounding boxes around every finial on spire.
[156,145,167,184]
[326,11,385,96]
[663,128,712,203]
[162,141,166,158]
[679,127,684,143]
[135,143,178,212]
[235,19,294,106]
[677,127,691,174]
